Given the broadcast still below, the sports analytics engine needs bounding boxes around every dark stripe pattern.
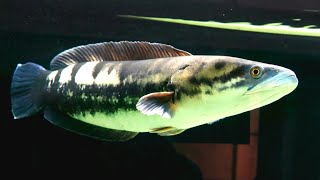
[45,62,171,117]
[185,65,246,95]
[71,63,84,82]
[189,65,245,86]
[211,66,245,83]
[47,81,170,117]
[214,61,226,70]
[92,61,106,79]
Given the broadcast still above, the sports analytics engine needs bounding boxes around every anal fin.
[150,127,185,136]
[158,129,186,136]
[44,107,138,141]
[150,126,175,133]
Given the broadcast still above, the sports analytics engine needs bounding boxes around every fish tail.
[11,63,49,119]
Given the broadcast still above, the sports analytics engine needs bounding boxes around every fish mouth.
[244,71,298,95]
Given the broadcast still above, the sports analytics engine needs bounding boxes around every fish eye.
[250,66,264,79]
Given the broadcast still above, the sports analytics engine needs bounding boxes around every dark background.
[1,0,320,179]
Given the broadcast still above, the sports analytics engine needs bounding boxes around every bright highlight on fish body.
[10,41,298,141]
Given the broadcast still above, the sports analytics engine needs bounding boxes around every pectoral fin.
[136,92,176,118]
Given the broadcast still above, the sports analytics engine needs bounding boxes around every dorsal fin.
[50,41,192,70]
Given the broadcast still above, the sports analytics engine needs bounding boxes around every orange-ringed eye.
[250,66,264,79]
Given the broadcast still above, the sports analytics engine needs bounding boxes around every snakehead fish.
[10,41,298,141]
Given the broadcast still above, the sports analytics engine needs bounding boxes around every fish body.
[11,41,298,141]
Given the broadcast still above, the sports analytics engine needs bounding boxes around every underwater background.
[1,0,320,179]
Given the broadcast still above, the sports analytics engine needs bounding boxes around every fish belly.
[70,110,175,132]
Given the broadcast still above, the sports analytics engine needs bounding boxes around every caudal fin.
[11,63,48,119]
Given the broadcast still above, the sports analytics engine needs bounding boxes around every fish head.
[240,62,298,110]
[171,56,298,119]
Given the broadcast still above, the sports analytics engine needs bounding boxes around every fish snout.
[245,69,298,95]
